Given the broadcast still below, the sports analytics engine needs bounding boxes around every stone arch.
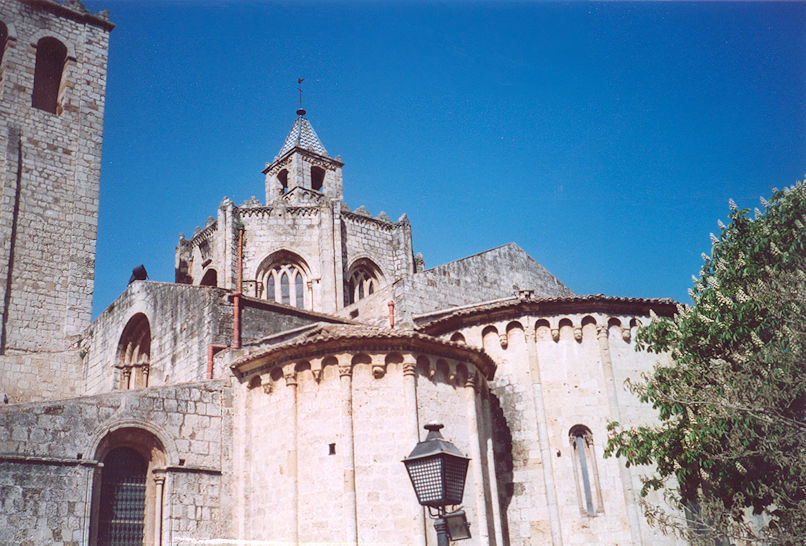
[435,359,451,383]
[449,331,466,344]
[32,36,68,114]
[535,318,551,341]
[481,325,500,353]
[29,29,76,59]
[199,268,217,287]
[116,313,151,390]
[345,257,386,305]
[90,424,172,546]
[505,321,525,348]
[256,249,311,309]
[581,315,597,340]
[311,165,325,191]
[558,318,574,341]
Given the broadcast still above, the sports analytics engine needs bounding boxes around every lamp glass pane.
[443,457,469,505]
[405,455,444,505]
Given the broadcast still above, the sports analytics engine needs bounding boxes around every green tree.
[605,179,806,544]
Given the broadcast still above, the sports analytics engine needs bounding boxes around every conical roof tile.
[274,115,328,160]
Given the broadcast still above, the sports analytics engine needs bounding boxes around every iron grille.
[98,447,147,545]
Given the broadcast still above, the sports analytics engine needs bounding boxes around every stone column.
[284,365,300,544]
[525,324,563,545]
[465,371,490,544]
[597,325,643,545]
[482,390,504,546]
[339,360,358,544]
[153,470,166,546]
[403,355,426,546]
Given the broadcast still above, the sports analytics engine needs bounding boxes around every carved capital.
[621,328,631,342]
[574,327,583,342]
[499,332,508,349]
[338,364,353,378]
[372,364,386,379]
[465,373,479,392]
[551,328,560,342]
[596,325,608,339]
[262,383,273,395]
[283,367,297,387]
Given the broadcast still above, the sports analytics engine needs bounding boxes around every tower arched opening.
[32,36,67,114]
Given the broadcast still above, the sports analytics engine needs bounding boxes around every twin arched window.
[32,37,67,114]
[116,313,151,390]
[345,259,383,305]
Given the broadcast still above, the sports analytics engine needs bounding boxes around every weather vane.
[296,78,305,116]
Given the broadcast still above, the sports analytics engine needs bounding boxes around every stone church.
[0,1,682,544]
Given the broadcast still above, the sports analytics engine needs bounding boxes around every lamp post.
[403,424,472,545]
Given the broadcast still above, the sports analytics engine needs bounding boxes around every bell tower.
[262,108,343,204]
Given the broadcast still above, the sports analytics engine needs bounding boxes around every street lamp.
[403,424,472,544]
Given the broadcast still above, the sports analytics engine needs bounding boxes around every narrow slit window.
[278,169,288,194]
[281,272,290,305]
[569,425,604,516]
[267,272,275,301]
[295,272,304,308]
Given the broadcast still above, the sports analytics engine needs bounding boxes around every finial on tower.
[296,78,306,116]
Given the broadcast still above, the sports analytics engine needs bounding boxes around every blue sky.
[84,1,806,317]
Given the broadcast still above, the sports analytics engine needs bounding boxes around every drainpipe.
[233,226,244,349]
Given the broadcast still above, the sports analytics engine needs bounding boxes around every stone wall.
[422,308,683,545]
[342,243,575,328]
[83,281,233,395]
[229,347,496,545]
[341,208,414,286]
[0,0,112,354]
[0,380,232,546]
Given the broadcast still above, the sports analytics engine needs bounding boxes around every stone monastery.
[0,1,683,545]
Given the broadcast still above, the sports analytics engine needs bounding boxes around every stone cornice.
[190,222,218,247]
[23,0,116,31]
[262,146,344,175]
[416,294,677,336]
[230,326,496,380]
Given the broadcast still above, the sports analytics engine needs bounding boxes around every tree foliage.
[605,179,806,544]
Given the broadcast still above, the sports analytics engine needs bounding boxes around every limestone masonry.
[0,1,684,545]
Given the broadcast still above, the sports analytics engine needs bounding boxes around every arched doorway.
[98,447,148,544]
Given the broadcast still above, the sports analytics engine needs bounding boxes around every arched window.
[116,314,151,390]
[277,168,289,195]
[345,258,384,305]
[98,447,147,544]
[258,250,310,310]
[311,165,325,191]
[199,268,217,287]
[32,37,67,114]
[569,425,604,516]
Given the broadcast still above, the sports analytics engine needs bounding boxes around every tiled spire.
[274,110,329,160]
